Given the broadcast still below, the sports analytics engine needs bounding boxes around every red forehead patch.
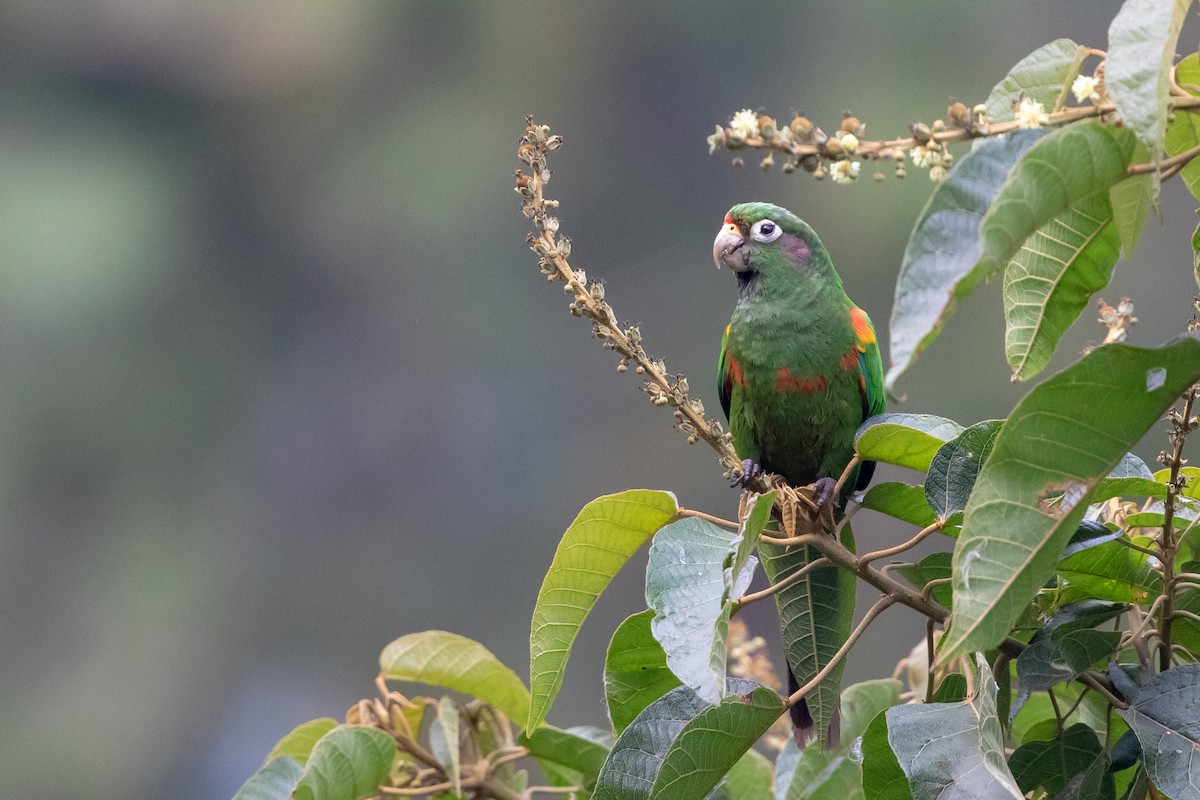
[724,213,735,225]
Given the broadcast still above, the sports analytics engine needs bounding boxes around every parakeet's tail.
[787,667,840,750]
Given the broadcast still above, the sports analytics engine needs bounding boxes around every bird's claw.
[811,476,838,516]
[731,459,763,489]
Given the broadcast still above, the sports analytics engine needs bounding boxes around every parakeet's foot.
[730,459,763,488]
[811,476,839,515]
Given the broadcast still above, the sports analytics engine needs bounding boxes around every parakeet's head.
[712,202,833,287]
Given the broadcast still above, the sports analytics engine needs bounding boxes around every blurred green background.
[2,1,1195,797]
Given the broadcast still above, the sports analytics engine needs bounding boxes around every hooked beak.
[713,222,748,271]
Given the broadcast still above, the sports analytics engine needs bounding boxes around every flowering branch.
[515,117,769,490]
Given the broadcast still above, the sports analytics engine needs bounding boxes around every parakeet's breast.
[724,307,863,486]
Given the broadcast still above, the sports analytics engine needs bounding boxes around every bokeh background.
[2,2,1196,797]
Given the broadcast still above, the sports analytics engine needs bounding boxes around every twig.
[860,520,944,565]
[786,596,895,707]
[1158,385,1197,671]
[734,557,832,607]
[832,455,860,498]
[677,507,739,529]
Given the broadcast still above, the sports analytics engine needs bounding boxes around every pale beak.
[713,223,748,271]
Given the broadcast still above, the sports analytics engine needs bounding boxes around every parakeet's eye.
[751,219,783,243]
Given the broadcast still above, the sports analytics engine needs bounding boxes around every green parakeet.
[713,202,884,748]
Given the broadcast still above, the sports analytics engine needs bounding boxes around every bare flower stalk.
[515,116,768,490]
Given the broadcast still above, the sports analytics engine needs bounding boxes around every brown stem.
[860,520,944,565]
[786,596,895,707]
[1159,386,1197,671]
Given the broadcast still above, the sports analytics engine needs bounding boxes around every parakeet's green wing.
[850,306,885,490]
[717,323,732,421]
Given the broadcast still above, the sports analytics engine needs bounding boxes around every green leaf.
[861,482,938,528]
[894,553,953,609]
[380,631,529,723]
[604,611,681,735]
[645,495,768,707]
[985,39,1088,121]
[931,673,967,704]
[429,697,461,797]
[1008,723,1107,798]
[861,708,912,800]
[940,335,1200,661]
[925,420,1003,521]
[759,520,857,747]
[592,680,782,800]
[855,414,965,472]
[719,749,773,800]
[981,122,1135,380]
[773,679,902,800]
[886,130,1047,393]
[294,725,397,800]
[234,756,304,800]
[527,490,679,732]
[650,680,784,800]
[266,718,340,767]
[520,725,610,793]
[1116,663,1200,800]
[1106,0,1191,152]
[884,656,1020,800]
[646,517,738,704]
[1057,536,1161,604]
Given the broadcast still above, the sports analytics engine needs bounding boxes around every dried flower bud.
[824,136,843,156]
[782,161,795,174]
[545,135,563,151]
[617,362,627,372]
[758,115,777,140]
[840,113,862,135]
[760,154,774,170]
[790,115,814,139]
[514,171,532,196]
[910,122,932,144]
[731,157,744,168]
[946,101,970,128]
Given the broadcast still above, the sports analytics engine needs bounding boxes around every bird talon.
[810,476,839,516]
[731,459,764,489]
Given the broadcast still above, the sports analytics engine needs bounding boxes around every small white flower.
[908,146,943,169]
[1015,96,1050,129]
[830,159,861,184]
[838,132,859,154]
[929,165,947,182]
[729,109,760,138]
[1071,74,1100,104]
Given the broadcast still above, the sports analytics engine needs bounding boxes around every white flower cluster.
[909,145,948,181]
[830,159,861,184]
[1015,97,1050,129]
[1071,74,1101,104]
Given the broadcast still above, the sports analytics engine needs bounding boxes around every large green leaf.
[893,552,953,609]
[645,494,769,705]
[266,718,340,766]
[592,679,782,800]
[1109,143,1155,257]
[925,420,1003,521]
[293,725,397,800]
[1002,190,1122,380]
[1009,723,1109,799]
[884,656,1021,800]
[861,482,938,528]
[380,631,529,723]
[984,38,1088,121]
[773,679,902,800]
[1010,629,1122,720]
[1057,536,1161,603]
[978,122,1135,381]
[1106,0,1191,152]
[234,756,304,800]
[759,521,856,747]
[604,610,681,735]
[527,490,679,732]
[940,335,1200,661]
[1117,664,1200,799]
[650,680,784,799]
[855,414,965,472]
[429,697,461,797]
[860,708,912,800]
[885,131,1047,393]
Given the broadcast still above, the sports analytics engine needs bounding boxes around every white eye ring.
[750,219,783,243]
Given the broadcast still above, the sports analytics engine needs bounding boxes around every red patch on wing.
[727,354,748,386]
[775,366,828,394]
[840,349,859,372]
